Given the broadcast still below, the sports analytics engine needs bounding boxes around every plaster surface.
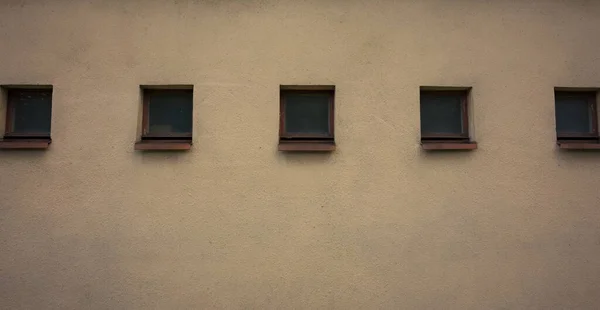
[1,1,600,309]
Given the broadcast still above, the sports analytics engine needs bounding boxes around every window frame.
[554,91,598,140]
[141,88,193,140]
[279,88,335,141]
[4,88,53,139]
[420,89,470,141]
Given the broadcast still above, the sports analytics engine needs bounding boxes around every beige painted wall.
[1,0,600,309]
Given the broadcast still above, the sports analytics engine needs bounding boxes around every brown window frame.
[279,87,335,141]
[420,89,470,142]
[141,88,193,141]
[554,91,598,141]
[4,88,53,139]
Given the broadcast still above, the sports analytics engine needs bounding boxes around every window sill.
[278,141,336,152]
[134,141,191,151]
[421,141,477,150]
[0,139,51,149]
[557,142,600,150]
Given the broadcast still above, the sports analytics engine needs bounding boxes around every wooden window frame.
[0,87,52,149]
[135,87,193,151]
[419,88,476,151]
[141,88,193,140]
[4,88,52,139]
[278,86,336,152]
[554,91,598,141]
[420,90,470,142]
[279,88,335,140]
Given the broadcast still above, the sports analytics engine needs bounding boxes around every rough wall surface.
[1,0,600,309]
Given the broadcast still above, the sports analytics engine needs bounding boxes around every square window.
[555,91,597,140]
[142,89,193,140]
[420,89,469,141]
[5,88,52,138]
[279,87,334,140]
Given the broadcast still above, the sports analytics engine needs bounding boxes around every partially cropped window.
[135,87,193,151]
[420,88,476,150]
[278,86,335,151]
[554,90,600,149]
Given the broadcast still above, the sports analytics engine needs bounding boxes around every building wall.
[1,0,600,309]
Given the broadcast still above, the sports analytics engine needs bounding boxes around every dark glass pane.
[284,93,330,134]
[148,91,192,134]
[555,93,593,134]
[420,92,464,135]
[10,91,52,134]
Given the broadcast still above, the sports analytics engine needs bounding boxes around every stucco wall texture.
[1,0,600,309]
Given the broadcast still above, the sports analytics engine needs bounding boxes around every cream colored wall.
[1,0,600,309]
